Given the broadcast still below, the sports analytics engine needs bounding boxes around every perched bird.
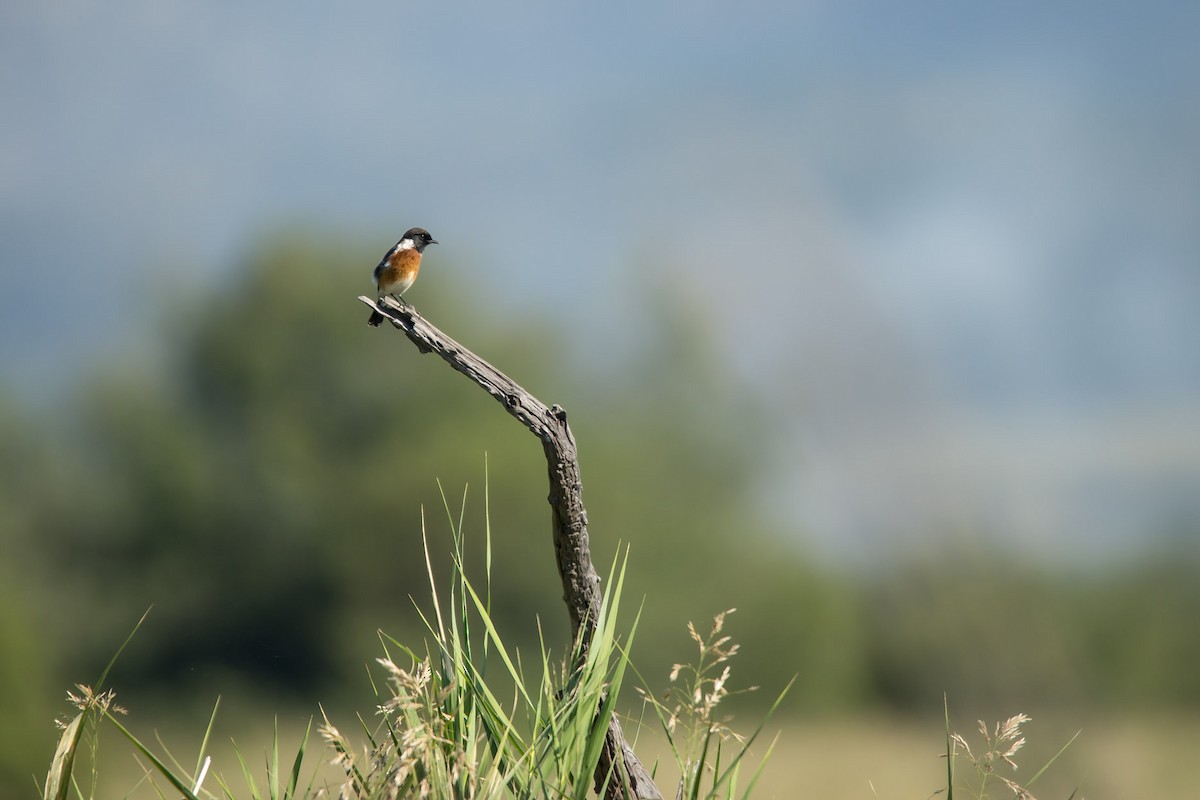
[366,227,438,326]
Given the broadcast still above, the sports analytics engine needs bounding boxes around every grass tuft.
[43,479,1095,799]
[633,608,792,800]
[942,704,1081,800]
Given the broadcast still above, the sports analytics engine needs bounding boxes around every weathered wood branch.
[358,295,662,800]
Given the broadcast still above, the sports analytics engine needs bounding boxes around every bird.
[366,227,438,327]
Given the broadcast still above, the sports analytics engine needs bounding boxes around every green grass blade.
[194,696,221,781]
[484,454,493,619]
[268,717,281,800]
[705,674,795,798]
[580,608,641,798]
[377,629,422,664]
[576,680,623,800]
[95,607,152,691]
[231,739,264,800]
[152,728,195,784]
[737,730,781,800]
[712,737,724,797]
[459,573,537,710]
[689,726,713,800]
[944,695,954,800]
[284,717,312,800]
[1025,728,1081,787]
[421,508,447,644]
[102,710,200,800]
[719,743,739,800]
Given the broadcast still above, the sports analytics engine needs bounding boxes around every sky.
[2,1,1198,563]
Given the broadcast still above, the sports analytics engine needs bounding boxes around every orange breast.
[376,247,421,296]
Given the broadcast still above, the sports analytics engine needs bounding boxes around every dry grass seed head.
[998,775,1038,800]
[65,684,126,717]
[996,714,1030,769]
[997,714,1031,743]
[950,732,974,761]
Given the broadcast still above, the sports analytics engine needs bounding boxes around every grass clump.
[315,493,639,799]
[636,609,790,799]
[41,485,1089,799]
[41,487,784,799]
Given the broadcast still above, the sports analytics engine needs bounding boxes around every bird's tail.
[367,309,384,327]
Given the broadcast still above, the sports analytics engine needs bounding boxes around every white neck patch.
[395,238,416,250]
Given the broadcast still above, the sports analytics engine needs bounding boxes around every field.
[743,714,1200,799]
[64,708,1199,799]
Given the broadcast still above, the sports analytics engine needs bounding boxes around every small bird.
[367,227,438,326]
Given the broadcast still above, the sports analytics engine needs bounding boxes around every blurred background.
[3,2,1198,797]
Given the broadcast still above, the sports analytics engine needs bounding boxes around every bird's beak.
[430,239,439,245]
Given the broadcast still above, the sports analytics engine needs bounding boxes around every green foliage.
[1074,555,1200,706]
[18,231,856,709]
[863,550,1200,711]
[0,395,56,792]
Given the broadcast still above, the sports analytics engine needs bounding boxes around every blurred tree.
[863,555,1085,711]
[27,231,862,716]
[862,545,1200,712]
[0,394,55,793]
[1076,551,1200,708]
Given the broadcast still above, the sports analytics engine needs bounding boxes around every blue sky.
[3,1,1198,562]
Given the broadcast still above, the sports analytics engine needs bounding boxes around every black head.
[402,227,438,253]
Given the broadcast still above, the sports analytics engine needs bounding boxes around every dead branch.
[358,295,662,800]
